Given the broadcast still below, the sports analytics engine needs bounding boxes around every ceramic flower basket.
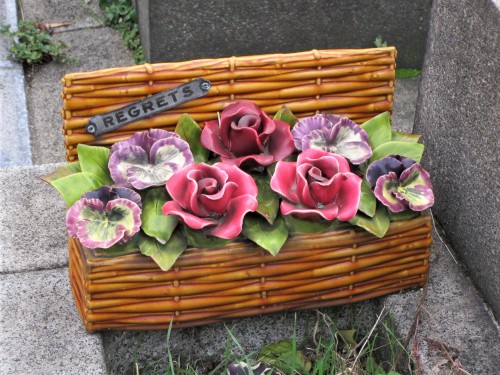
[52,48,433,332]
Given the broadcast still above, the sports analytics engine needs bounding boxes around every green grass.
[125,308,415,375]
[395,69,421,79]
[98,0,145,64]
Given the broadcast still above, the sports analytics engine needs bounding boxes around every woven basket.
[70,216,431,332]
[60,47,432,332]
[62,48,396,160]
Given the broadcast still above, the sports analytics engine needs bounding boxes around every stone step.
[0,268,107,374]
[384,227,500,374]
[0,164,108,373]
[0,164,67,273]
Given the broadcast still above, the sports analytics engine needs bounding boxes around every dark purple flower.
[367,155,434,212]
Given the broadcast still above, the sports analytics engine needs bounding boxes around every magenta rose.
[162,162,258,239]
[270,148,362,221]
[200,101,295,168]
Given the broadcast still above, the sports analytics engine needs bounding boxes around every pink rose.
[200,101,295,168]
[270,148,362,221]
[162,162,258,239]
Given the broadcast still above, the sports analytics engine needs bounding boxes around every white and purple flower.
[108,129,194,189]
[291,114,372,164]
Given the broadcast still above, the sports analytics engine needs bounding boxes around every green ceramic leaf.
[358,179,377,217]
[387,209,420,222]
[139,231,187,271]
[370,141,424,164]
[242,215,288,256]
[77,144,113,185]
[258,340,312,374]
[254,174,280,224]
[391,130,421,143]
[361,112,392,149]
[175,113,209,163]
[283,214,345,234]
[273,105,298,127]
[349,204,390,238]
[141,187,178,243]
[40,161,82,183]
[181,226,233,248]
[50,172,105,206]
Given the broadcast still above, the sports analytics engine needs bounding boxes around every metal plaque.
[86,78,211,136]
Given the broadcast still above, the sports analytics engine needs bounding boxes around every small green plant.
[395,69,421,79]
[374,35,388,48]
[98,0,145,64]
[128,310,413,375]
[0,20,72,65]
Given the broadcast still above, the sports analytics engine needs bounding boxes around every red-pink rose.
[270,148,362,221]
[162,162,258,239]
[200,101,295,168]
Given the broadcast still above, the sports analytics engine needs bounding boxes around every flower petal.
[208,195,258,239]
[165,164,196,208]
[213,162,258,198]
[219,101,262,147]
[105,198,142,240]
[309,173,341,206]
[83,186,141,207]
[151,136,193,167]
[270,161,299,203]
[291,114,331,150]
[198,181,238,215]
[280,200,340,221]
[366,155,414,187]
[266,119,295,162]
[374,172,407,213]
[228,125,264,157]
[335,173,362,221]
[398,163,434,211]
[221,153,275,168]
[200,120,233,158]
[297,148,350,173]
[108,145,149,187]
[74,198,141,249]
[335,140,373,165]
[162,201,216,230]
[66,198,104,237]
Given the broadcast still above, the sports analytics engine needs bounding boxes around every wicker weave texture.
[69,215,431,332]
[61,48,396,160]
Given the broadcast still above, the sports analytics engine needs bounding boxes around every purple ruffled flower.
[108,129,194,189]
[292,114,372,164]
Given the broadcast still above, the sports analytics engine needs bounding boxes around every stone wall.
[134,0,431,67]
[414,0,499,317]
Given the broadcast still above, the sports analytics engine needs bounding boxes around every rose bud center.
[307,166,329,183]
[197,177,219,195]
[235,114,260,130]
